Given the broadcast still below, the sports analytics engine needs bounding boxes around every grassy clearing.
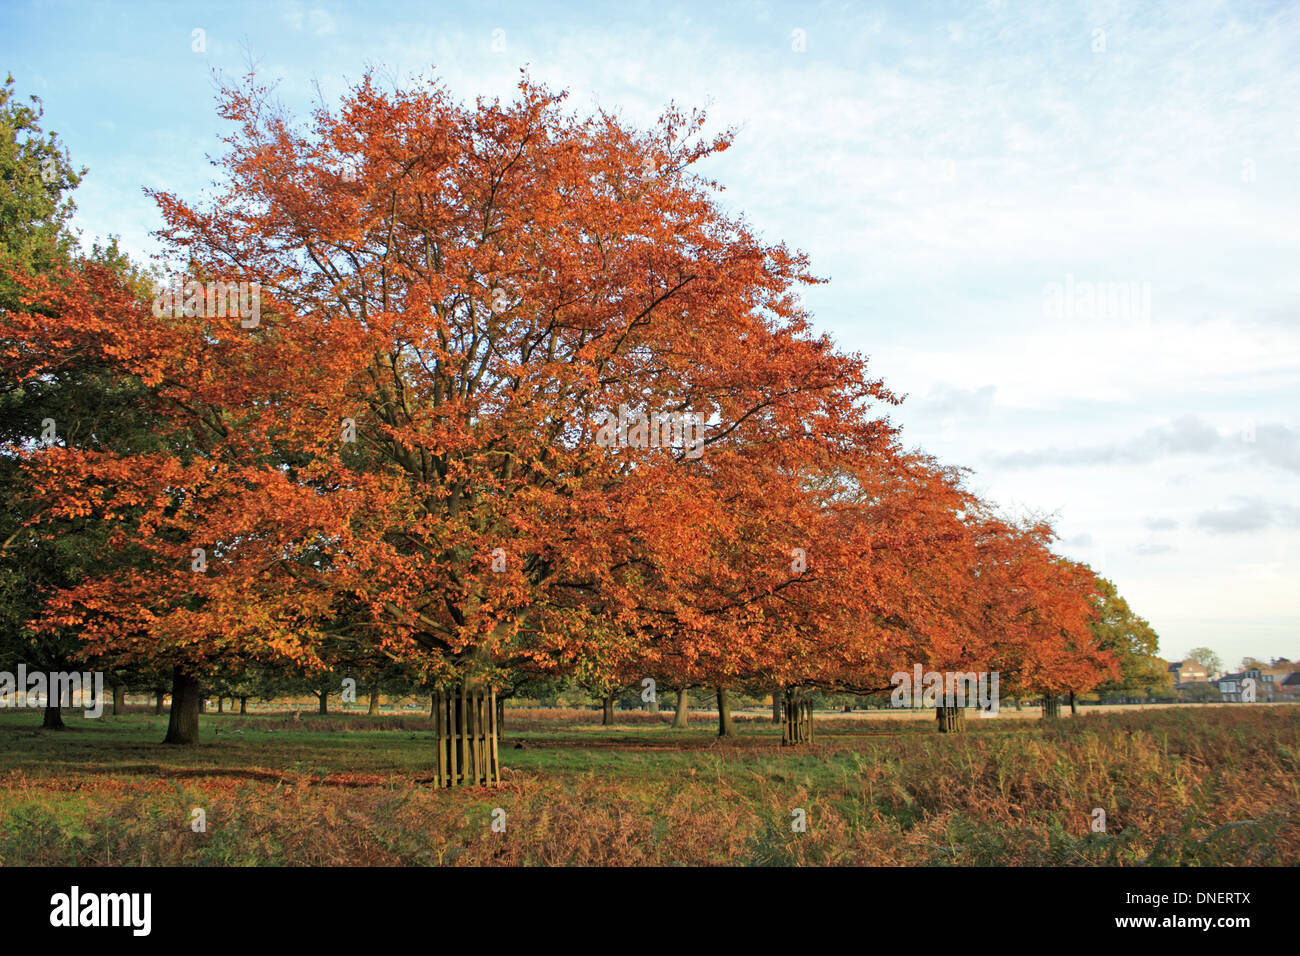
[1,705,1296,865]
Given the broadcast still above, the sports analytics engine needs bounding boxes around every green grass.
[1,705,1297,865]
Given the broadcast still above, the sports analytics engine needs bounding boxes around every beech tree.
[5,69,1123,750]
[7,72,891,742]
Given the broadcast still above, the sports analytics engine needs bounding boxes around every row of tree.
[0,72,1163,745]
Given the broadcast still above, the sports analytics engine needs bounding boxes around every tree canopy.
[0,71,1134,740]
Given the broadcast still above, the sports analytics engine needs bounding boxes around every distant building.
[1262,665,1300,701]
[1217,668,1263,703]
[1282,672,1300,699]
[1168,659,1210,687]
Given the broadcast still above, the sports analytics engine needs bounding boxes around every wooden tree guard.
[935,704,966,734]
[1041,695,1061,720]
[432,684,499,788]
[781,689,813,746]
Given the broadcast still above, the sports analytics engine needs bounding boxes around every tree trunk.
[716,686,734,738]
[112,683,127,716]
[772,687,783,723]
[154,689,165,715]
[672,687,689,729]
[367,686,380,715]
[163,667,201,745]
[239,696,247,714]
[935,704,966,733]
[781,687,813,745]
[42,697,65,730]
[430,694,437,717]
[217,697,223,714]
[1069,690,1077,716]
[602,692,615,726]
[496,696,505,741]
[1013,696,1022,712]
[317,690,328,715]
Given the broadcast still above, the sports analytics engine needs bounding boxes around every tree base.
[935,705,966,733]
[671,687,689,729]
[163,667,201,745]
[432,684,499,787]
[716,686,736,737]
[42,702,65,730]
[781,688,813,745]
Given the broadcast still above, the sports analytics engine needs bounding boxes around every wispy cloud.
[1195,498,1300,535]
[1134,542,1175,555]
[989,417,1300,475]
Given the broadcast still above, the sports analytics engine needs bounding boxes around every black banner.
[1,865,1275,944]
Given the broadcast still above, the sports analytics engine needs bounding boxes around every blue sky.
[4,0,1298,668]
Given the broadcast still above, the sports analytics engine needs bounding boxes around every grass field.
[1,704,1297,866]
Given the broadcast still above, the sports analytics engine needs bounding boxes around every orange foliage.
[3,71,1114,699]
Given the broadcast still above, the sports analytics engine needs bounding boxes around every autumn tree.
[6,68,1131,759]
[10,71,898,759]
[1187,647,1222,678]
[1088,575,1168,701]
[0,76,162,729]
